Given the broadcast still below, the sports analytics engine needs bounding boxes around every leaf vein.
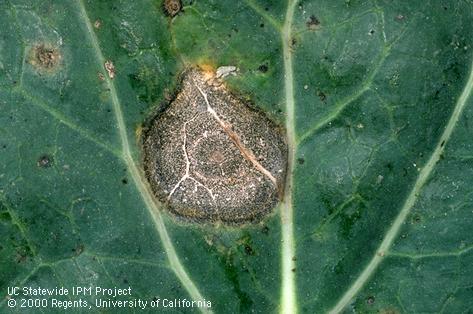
[280,0,298,313]
[16,88,122,159]
[328,49,473,314]
[75,2,210,312]
[242,0,282,31]
[298,21,411,145]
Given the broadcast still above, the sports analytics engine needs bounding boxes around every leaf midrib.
[280,0,298,313]
[76,2,210,313]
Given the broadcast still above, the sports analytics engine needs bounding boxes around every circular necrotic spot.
[143,68,287,224]
[30,44,61,71]
[37,154,53,168]
[366,296,375,305]
[163,0,182,17]
[258,64,269,73]
[306,15,320,30]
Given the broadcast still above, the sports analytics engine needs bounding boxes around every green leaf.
[1,0,473,313]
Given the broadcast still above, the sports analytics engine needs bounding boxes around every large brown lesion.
[142,67,288,224]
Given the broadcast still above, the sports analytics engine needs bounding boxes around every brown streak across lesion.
[195,85,282,196]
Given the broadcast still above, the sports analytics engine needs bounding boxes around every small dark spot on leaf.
[318,91,326,102]
[244,244,255,256]
[367,296,375,305]
[261,226,269,234]
[37,155,53,168]
[290,37,297,48]
[123,278,129,284]
[333,261,344,274]
[2,144,6,149]
[306,15,320,30]
[369,29,375,35]
[260,23,264,28]
[122,178,128,185]
[258,64,268,73]
[291,268,296,272]
[297,158,305,165]
[292,256,297,261]
[441,140,445,147]
[264,7,269,11]
[163,0,182,17]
